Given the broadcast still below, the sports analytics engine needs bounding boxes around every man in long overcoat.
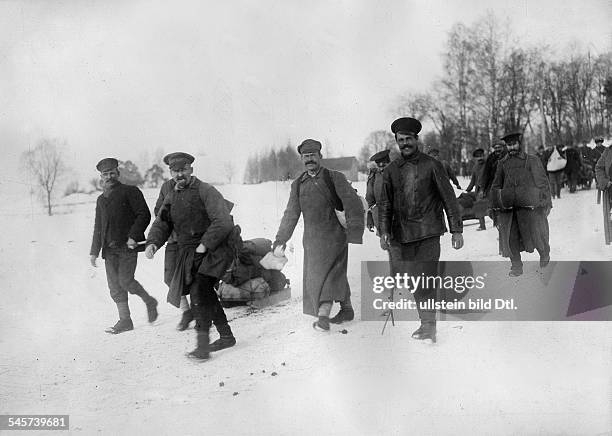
[90,158,157,334]
[145,152,236,360]
[153,175,225,334]
[379,117,464,342]
[490,132,552,276]
[274,139,365,331]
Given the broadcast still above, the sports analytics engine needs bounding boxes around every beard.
[102,178,118,189]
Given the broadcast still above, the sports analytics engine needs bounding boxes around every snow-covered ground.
[1,177,611,435]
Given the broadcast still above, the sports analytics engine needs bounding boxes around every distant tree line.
[243,143,304,184]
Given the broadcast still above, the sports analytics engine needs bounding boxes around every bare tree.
[21,139,67,216]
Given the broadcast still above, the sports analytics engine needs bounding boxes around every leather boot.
[411,321,437,342]
[209,323,236,352]
[105,318,134,334]
[145,297,158,323]
[313,316,330,331]
[187,329,210,361]
[329,307,355,324]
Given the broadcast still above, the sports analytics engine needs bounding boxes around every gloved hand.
[366,210,374,232]
[90,255,97,267]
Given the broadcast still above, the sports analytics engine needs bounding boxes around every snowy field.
[1,177,611,435]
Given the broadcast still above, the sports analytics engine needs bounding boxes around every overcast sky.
[1,0,610,184]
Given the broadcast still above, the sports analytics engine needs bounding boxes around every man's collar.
[301,166,323,181]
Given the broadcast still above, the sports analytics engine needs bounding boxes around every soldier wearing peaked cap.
[163,152,195,169]
[380,117,464,342]
[145,152,237,360]
[366,149,391,233]
[490,131,552,276]
[274,139,365,331]
[90,158,157,334]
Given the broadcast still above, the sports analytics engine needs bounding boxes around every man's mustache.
[305,161,316,165]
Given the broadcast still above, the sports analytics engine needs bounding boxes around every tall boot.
[106,301,134,334]
[210,323,236,352]
[187,329,210,361]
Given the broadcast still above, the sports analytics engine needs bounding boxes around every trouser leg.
[508,213,523,269]
[105,251,127,303]
[478,216,486,229]
[318,301,332,317]
[339,295,352,310]
[412,237,441,324]
[118,249,154,304]
[391,237,440,324]
[191,274,229,331]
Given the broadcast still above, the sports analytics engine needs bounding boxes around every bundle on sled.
[217,226,291,308]
[456,192,489,221]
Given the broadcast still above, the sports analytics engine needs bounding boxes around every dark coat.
[466,160,486,193]
[592,145,606,169]
[491,151,552,258]
[275,167,365,316]
[153,179,175,216]
[480,152,506,197]
[90,182,151,259]
[147,177,234,307]
[564,147,582,176]
[379,151,463,243]
[366,169,385,229]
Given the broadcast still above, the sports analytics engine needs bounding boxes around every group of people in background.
[535,136,607,198]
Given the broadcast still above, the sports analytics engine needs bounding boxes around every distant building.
[321,157,359,182]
